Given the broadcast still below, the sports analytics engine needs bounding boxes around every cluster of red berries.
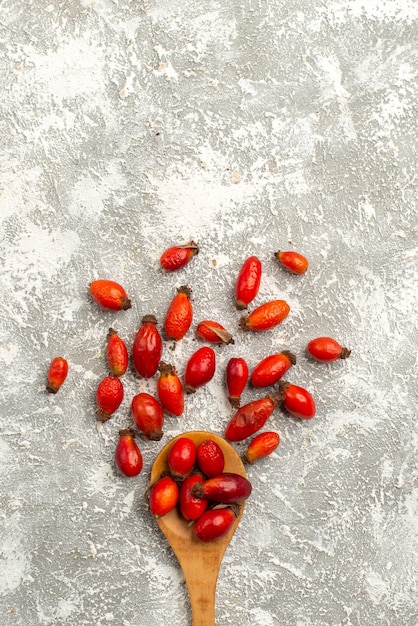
[46,241,351,535]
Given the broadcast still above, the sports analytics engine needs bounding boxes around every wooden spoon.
[149,430,247,626]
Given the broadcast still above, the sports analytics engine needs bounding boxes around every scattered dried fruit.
[235,255,262,310]
[307,337,351,362]
[106,328,128,376]
[224,393,281,442]
[115,429,143,477]
[46,357,68,393]
[184,346,216,394]
[225,357,249,408]
[160,241,199,272]
[96,375,124,422]
[250,351,296,387]
[131,392,164,440]
[89,279,131,311]
[275,250,308,275]
[243,431,280,464]
[193,507,237,542]
[278,381,316,419]
[196,320,234,345]
[149,475,179,518]
[132,315,163,378]
[192,472,252,503]
[157,362,184,416]
[168,437,197,478]
[239,300,290,332]
[164,286,193,341]
[196,439,225,478]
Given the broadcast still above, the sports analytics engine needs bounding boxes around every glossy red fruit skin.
[115,429,143,477]
[96,376,124,421]
[196,320,234,345]
[164,286,193,341]
[224,393,281,442]
[157,362,184,416]
[235,256,262,310]
[160,241,199,272]
[250,351,296,387]
[89,279,131,311]
[243,431,280,464]
[149,476,179,518]
[278,381,316,419]
[179,474,208,521]
[194,507,236,542]
[192,472,252,503]
[132,315,163,378]
[184,347,216,394]
[275,250,308,275]
[168,437,197,478]
[225,357,249,408]
[196,439,225,478]
[46,357,68,393]
[307,337,351,362]
[131,393,164,440]
[106,328,128,376]
[240,300,290,332]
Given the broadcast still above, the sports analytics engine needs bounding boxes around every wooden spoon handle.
[182,556,220,626]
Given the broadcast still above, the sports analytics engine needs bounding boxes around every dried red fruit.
[239,300,290,332]
[196,439,225,478]
[168,437,197,478]
[278,381,316,419]
[193,507,236,542]
[46,357,68,393]
[157,362,184,416]
[250,351,296,387]
[225,357,249,408]
[235,255,262,310]
[307,337,351,362]
[192,472,252,503]
[115,429,143,477]
[184,347,216,394]
[179,474,208,521]
[89,279,131,311]
[224,393,281,442]
[149,475,179,518]
[160,241,199,272]
[131,393,164,441]
[164,286,193,341]
[243,431,280,464]
[196,320,234,345]
[132,315,163,378]
[275,250,308,274]
[96,375,124,422]
[106,328,128,376]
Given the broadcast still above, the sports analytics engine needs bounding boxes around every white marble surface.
[1,1,417,625]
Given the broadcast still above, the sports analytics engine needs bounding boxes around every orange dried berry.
[235,255,262,310]
[164,286,193,341]
[196,320,234,345]
[239,300,290,332]
[275,250,308,275]
[89,279,131,311]
[243,432,280,464]
[46,357,68,393]
[96,375,124,422]
[157,362,184,416]
[160,241,199,272]
[250,351,296,387]
[106,328,128,376]
[149,475,179,518]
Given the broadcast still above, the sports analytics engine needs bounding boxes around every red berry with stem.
[239,300,290,332]
[157,362,184,416]
[192,472,252,504]
[243,431,280,464]
[96,375,124,422]
[250,351,296,387]
[131,393,164,441]
[106,328,128,376]
[225,357,249,408]
[164,286,193,341]
[224,393,281,442]
[132,315,163,378]
[278,381,316,419]
[179,474,208,521]
[196,439,225,478]
[184,347,216,394]
[307,337,351,362]
[167,437,197,478]
[115,429,143,477]
[160,241,199,272]
[46,357,68,393]
[235,255,262,310]
[275,250,309,275]
[196,320,234,345]
[89,279,131,311]
[149,476,179,518]
[193,507,237,542]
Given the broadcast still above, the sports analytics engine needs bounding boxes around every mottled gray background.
[0,1,417,625]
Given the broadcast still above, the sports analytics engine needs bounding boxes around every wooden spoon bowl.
[149,431,247,626]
